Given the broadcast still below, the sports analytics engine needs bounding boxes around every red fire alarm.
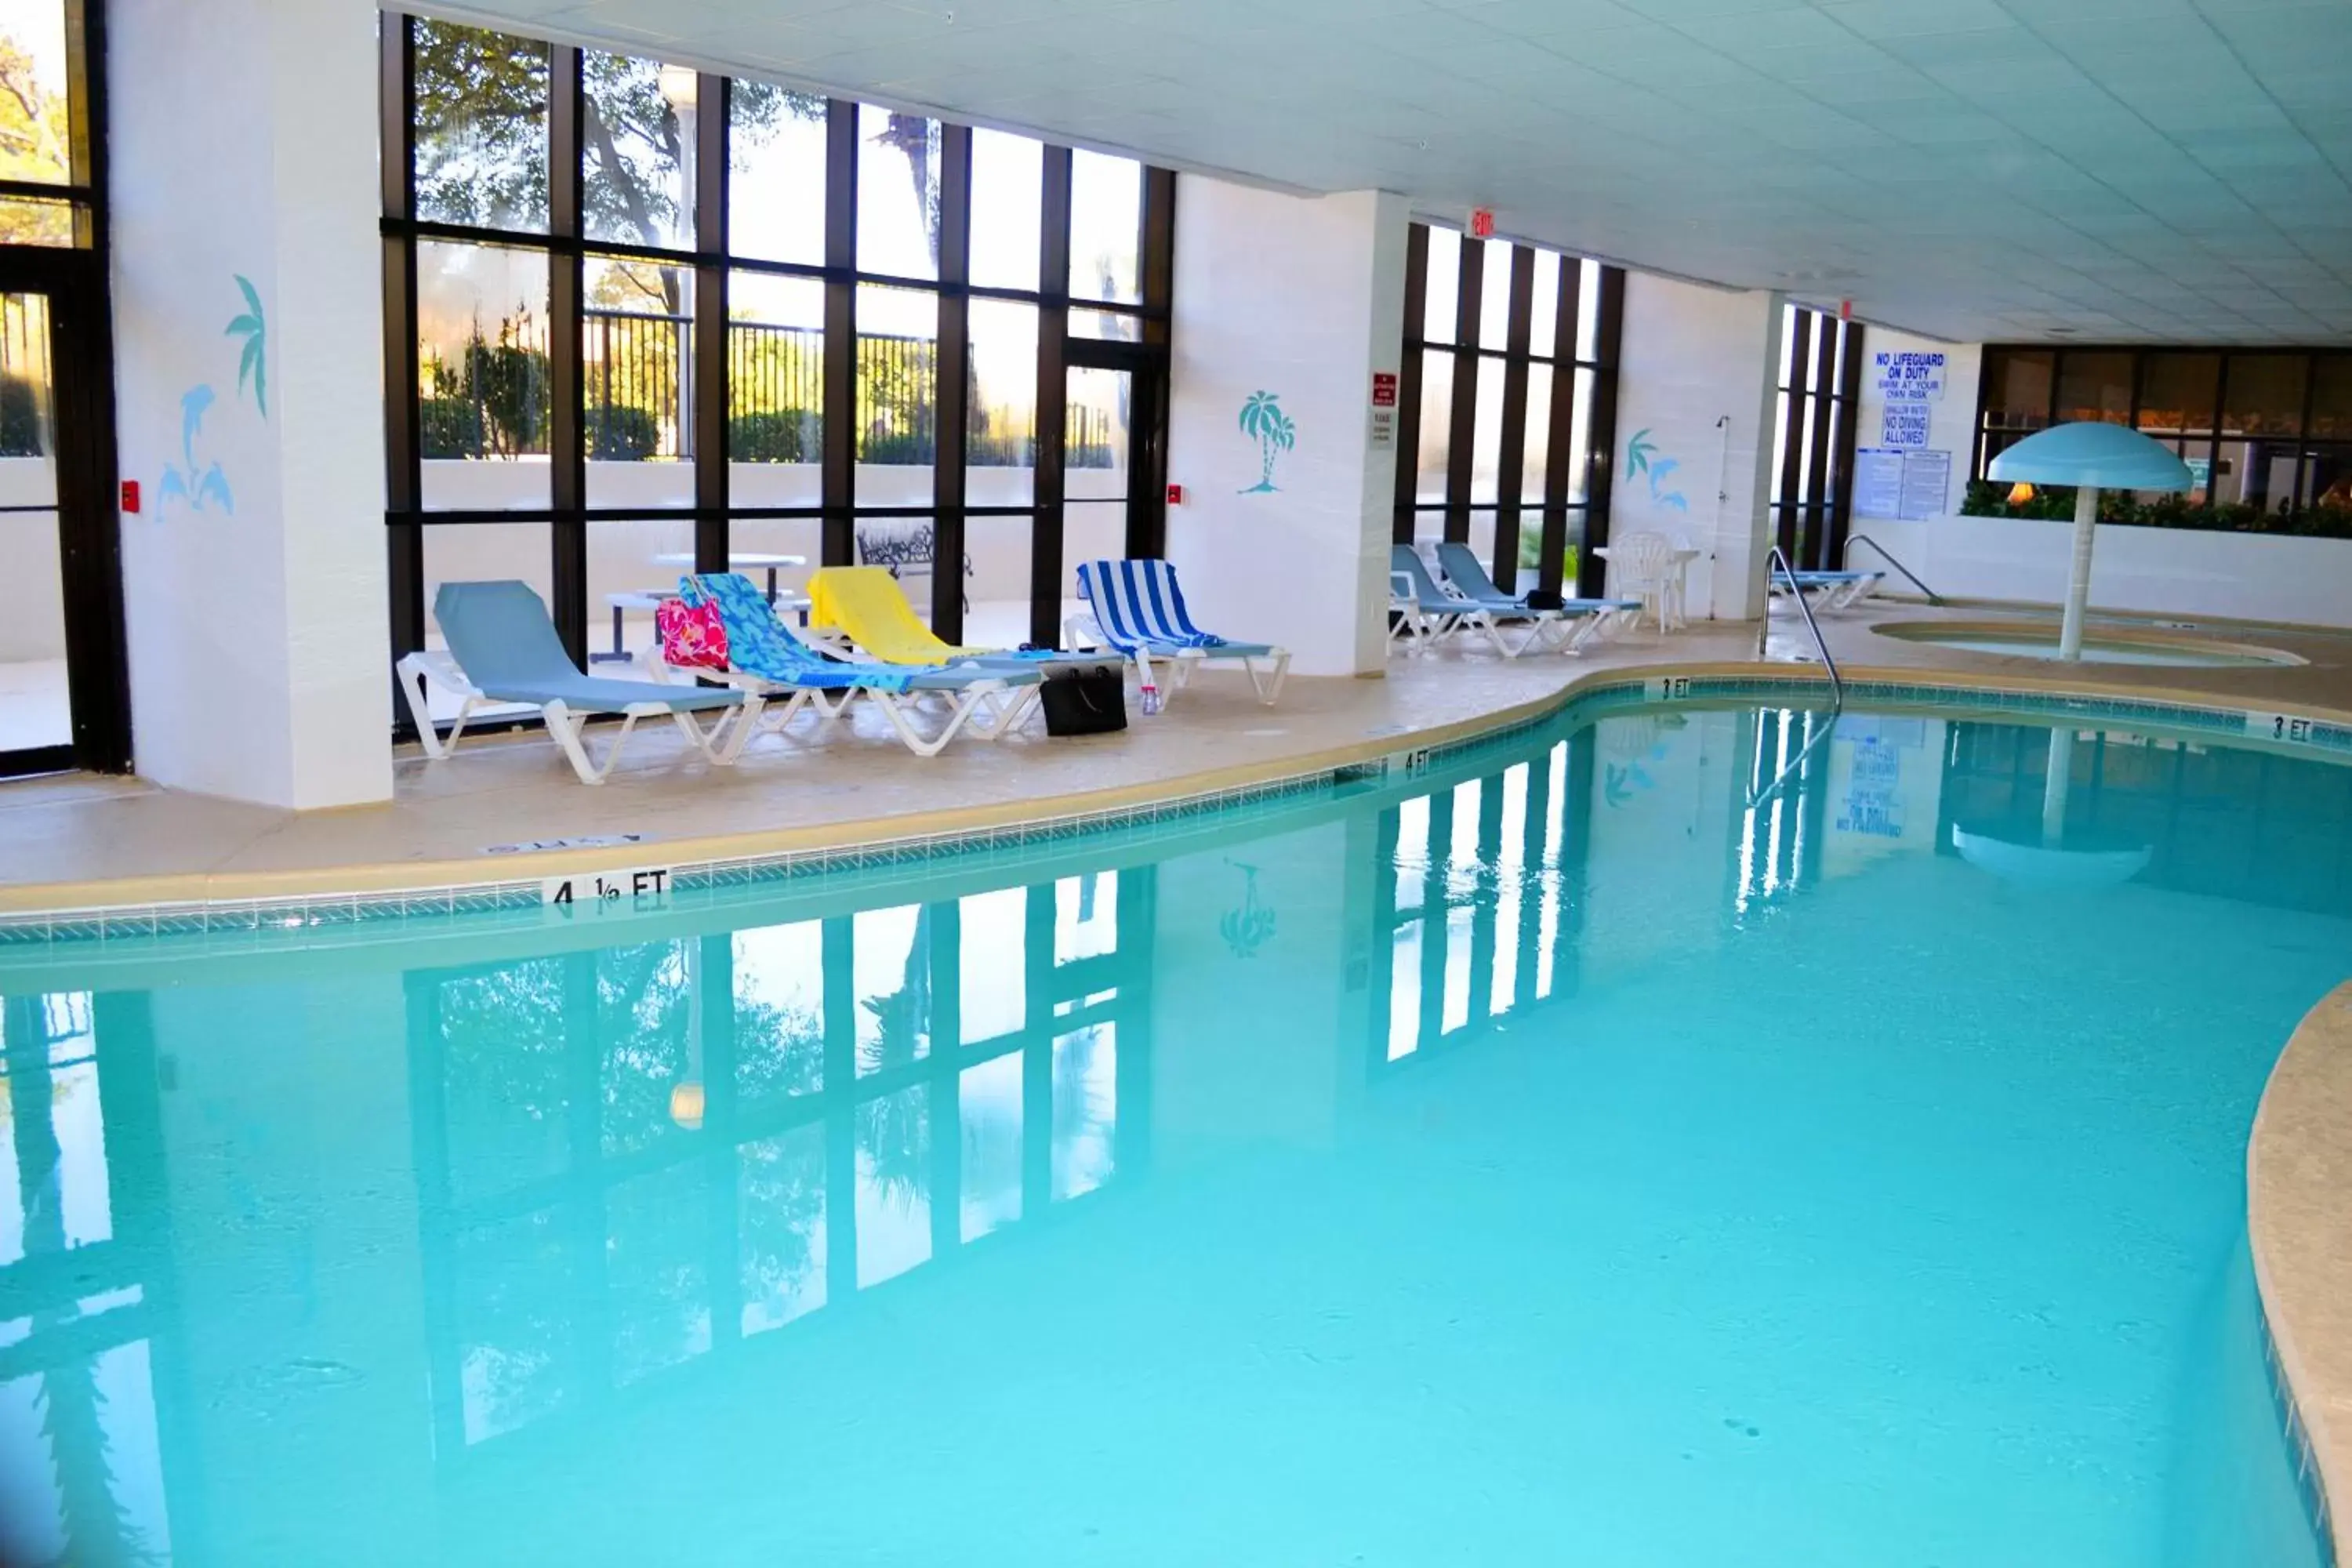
[120,479,139,514]
[1166,483,1185,506]
[1469,207,1496,239]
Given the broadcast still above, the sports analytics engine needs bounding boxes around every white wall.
[1612,275,1781,622]
[1167,180,1404,677]
[1860,511,2352,628]
[111,0,389,808]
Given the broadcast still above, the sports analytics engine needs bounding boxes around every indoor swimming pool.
[0,697,2343,1566]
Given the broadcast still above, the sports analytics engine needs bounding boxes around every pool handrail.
[1842,533,1943,604]
[1750,546,1843,809]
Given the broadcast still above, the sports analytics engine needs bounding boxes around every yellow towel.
[807,566,994,665]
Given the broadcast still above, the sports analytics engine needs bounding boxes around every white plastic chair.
[1610,531,1683,633]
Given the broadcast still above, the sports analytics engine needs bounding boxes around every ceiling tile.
[445,0,2352,342]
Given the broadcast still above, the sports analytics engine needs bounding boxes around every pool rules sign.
[1873,350,1944,449]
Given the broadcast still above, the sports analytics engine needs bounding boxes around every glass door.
[1062,363,1131,637]
[0,271,125,779]
[0,292,68,770]
[1061,339,1164,641]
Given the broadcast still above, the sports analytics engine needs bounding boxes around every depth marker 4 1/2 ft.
[542,867,673,912]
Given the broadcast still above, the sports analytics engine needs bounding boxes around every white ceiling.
[424,0,2352,345]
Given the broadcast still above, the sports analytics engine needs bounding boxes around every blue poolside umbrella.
[1987,422,2193,662]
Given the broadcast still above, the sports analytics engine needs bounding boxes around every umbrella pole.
[2058,483,2100,661]
[2042,728,2073,847]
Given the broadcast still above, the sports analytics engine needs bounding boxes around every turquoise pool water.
[0,701,2343,1566]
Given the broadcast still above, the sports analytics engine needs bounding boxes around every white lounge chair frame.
[1063,611,1290,705]
[641,654,1039,760]
[1389,564,1579,660]
[397,649,754,785]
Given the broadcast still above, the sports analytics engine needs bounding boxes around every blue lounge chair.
[398,579,749,785]
[1388,544,1475,646]
[1070,559,1289,706]
[1775,568,1886,612]
[670,572,1041,757]
[1432,542,1644,649]
[1391,545,1617,657]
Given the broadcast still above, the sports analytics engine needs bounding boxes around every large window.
[1974,344,2352,528]
[1769,304,1861,572]
[383,16,1175,710]
[1393,224,1623,598]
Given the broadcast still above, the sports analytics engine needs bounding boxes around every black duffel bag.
[1038,662,1127,736]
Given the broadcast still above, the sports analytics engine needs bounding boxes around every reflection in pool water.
[0,704,2343,1566]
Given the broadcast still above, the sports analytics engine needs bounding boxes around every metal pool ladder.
[1750,546,1844,809]
[1842,533,1943,604]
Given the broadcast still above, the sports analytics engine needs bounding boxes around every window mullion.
[383,15,425,690]
[934,125,972,643]
[821,100,858,566]
[1577,267,1623,601]
[1493,245,1534,590]
[1538,257,1581,595]
[695,73,730,575]
[549,46,589,665]
[1033,147,1071,648]
[1444,238,1483,543]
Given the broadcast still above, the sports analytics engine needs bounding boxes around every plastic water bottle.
[1139,681,1162,716]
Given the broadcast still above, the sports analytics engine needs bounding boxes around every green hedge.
[1958,479,2352,540]
[585,405,659,461]
[0,376,42,457]
[730,410,817,463]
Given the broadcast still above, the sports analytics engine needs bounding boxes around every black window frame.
[1769,304,1862,574]
[1392,223,1624,600]
[381,14,1177,729]
[1973,343,2352,526]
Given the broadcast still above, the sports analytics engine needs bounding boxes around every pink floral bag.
[655,596,729,670]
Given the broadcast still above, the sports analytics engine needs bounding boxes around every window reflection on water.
[422,873,1145,1453]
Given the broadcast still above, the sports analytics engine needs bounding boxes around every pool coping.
[4,655,2351,939]
[2253,982,2352,1568]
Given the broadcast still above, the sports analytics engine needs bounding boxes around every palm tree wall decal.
[226,274,267,417]
[1236,390,1294,494]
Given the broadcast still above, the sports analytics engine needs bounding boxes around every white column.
[1613,274,1784,622]
[109,0,390,808]
[1165,180,1406,677]
[2058,483,2100,660]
